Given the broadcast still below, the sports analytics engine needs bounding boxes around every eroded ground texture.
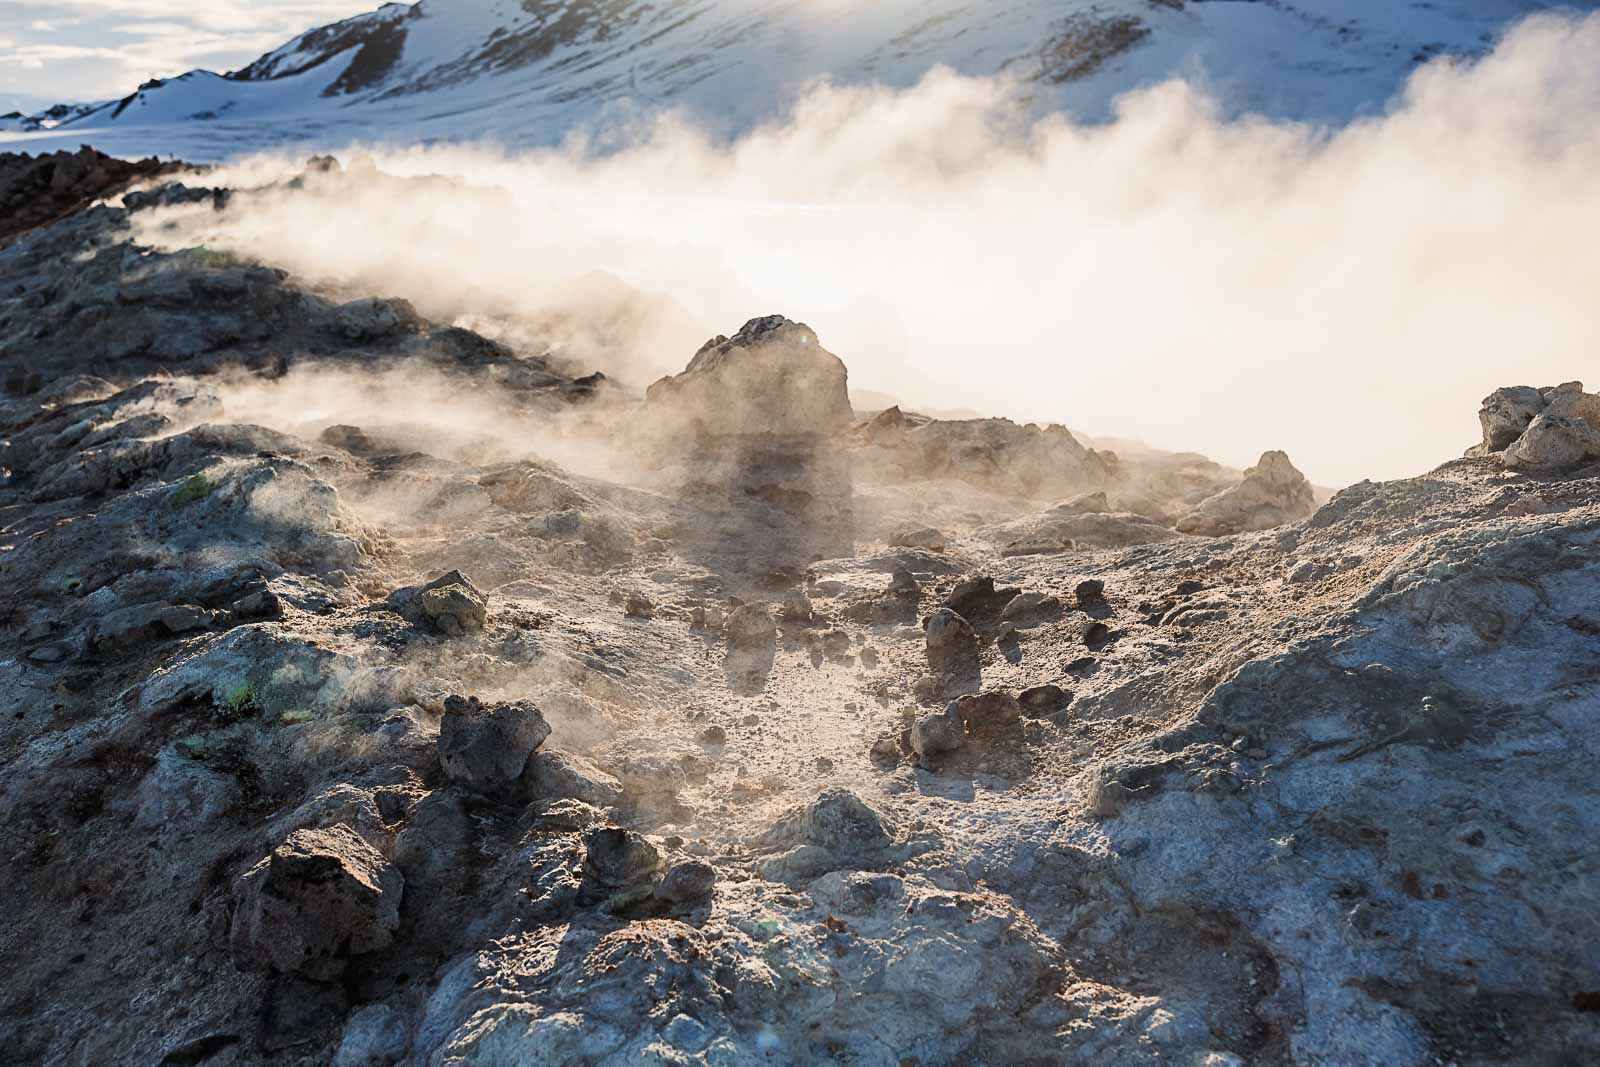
[1,160,1598,1067]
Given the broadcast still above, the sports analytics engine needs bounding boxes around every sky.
[0,1,377,112]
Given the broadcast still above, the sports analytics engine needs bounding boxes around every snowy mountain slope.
[0,0,1588,160]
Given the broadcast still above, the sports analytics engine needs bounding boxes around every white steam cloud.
[137,12,1600,486]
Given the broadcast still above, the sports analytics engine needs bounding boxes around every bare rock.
[643,316,852,437]
[945,575,1019,618]
[1177,450,1316,536]
[951,691,1023,735]
[522,749,623,808]
[230,826,403,980]
[1478,386,1548,450]
[437,696,550,793]
[654,860,717,905]
[414,570,488,637]
[1504,412,1600,473]
[333,1004,409,1067]
[925,608,979,677]
[889,525,948,552]
[582,827,666,891]
[725,604,778,649]
[910,704,965,761]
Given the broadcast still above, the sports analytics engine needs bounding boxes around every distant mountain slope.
[0,0,1590,159]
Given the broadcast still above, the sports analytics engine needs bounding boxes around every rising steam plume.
[133,12,1600,486]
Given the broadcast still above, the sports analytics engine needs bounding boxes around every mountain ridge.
[2,1,1588,160]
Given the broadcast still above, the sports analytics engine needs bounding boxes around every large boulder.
[1476,382,1600,473]
[1504,413,1600,472]
[229,826,403,980]
[1176,450,1315,536]
[437,696,551,793]
[644,316,852,437]
[1479,386,1550,451]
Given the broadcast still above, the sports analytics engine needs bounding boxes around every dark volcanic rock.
[229,826,403,980]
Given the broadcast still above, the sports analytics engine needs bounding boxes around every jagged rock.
[864,416,1117,498]
[122,183,229,212]
[1176,450,1316,536]
[414,570,488,636]
[624,593,655,619]
[1076,579,1107,605]
[437,696,550,793]
[334,297,421,342]
[778,589,814,624]
[229,826,403,980]
[643,316,852,437]
[522,749,623,808]
[925,608,979,677]
[612,755,687,804]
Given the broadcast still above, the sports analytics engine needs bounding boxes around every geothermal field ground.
[2,3,1600,1066]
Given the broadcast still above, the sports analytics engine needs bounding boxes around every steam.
[136,12,1600,485]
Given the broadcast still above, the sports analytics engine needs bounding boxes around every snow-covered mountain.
[0,0,1589,159]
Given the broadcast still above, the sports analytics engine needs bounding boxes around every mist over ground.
[135,11,1600,486]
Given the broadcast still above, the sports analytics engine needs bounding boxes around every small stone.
[725,604,777,649]
[821,629,852,657]
[1075,579,1106,604]
[951,691,1022,734]
[889,568,919,596]
[779,590,815,624]
[945,576,1018,618]
[625,594,655,619]
[910,705,965,761]
[925,608,979,677]
[698,725,728,745]
[1018,685,1068,716]
[869,735,902,766]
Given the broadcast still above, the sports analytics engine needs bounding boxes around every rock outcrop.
[1482,382,1600,472]
[1176,449,1316,536]
[229,826,404,980]
[644,315,852,438]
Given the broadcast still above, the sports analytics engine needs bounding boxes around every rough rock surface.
[1,157,1597,1067]
[1177,449,1317,535]
[644,315,852,437]
[437,697,551,793]
[229,826,404,980]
